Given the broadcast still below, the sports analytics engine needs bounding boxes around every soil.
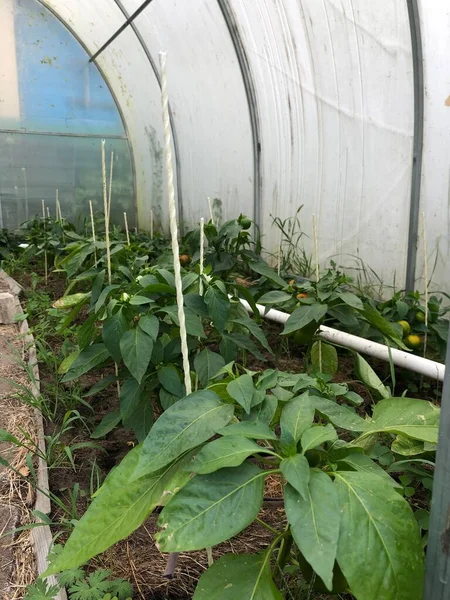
[8,268,440,599]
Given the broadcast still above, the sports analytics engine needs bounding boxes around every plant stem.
[255,517,280,535]
[108,151,114,221]
[275,526,293,584]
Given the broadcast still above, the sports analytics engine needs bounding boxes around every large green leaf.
[120,328,153,383]
[156,462,264,551]
[217,420,278,440]
[194,349,226,387]
[258,291,292,305]
[354,354,390,399]
[125,397,153,443]
[280,454,310,500]
[133,391,234,480]
[227,374,255,414]
[337,453,400,488]
[44,446,191,574]
[311,396,368,432]
[280,393,314,455]
[53,292,90,309]
[102,311,128,363]
[334,471,424,600]
[138,314,159,340]
[285,471,340,590]
[327,305,360,328]
[62,344,110,382]
[158,365,185,397]
[249,260,286,288]
[223,333,265,361]
[391,435,427,456]
[95,284,120,313]
[359,304,408,348]
[301,424,337,453]
[193,552,282,600]
[231,317,273,354]
[90,411,121,439]
[120,378,144,423]
[339,291,364,310]
[311,342,338,376]
[359,397,439,444]
[189,436,264,474]
[282,303,328,336]
[244,396,278,425]
[205,286,230,333]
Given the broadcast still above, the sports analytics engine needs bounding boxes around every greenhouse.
[0,1,448,599]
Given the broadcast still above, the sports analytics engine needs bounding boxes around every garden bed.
[0,213,444,600]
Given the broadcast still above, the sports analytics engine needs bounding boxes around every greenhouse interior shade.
[0,0,449,295]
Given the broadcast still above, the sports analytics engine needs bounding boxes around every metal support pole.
[405,0,424,292]
[89,0,155,63]
[424,321,450,598]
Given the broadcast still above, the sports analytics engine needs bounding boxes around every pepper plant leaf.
[120,328,153,383]
[280,454,310,500]
[194,349,226,387]
[189,436,265,475]
[133,390,234,480]
[301,424,337,453]
[43,446,192,575]
[282,303,328,336]
[358,397,440,444]
[285,471,340,591]
[227,374,255,414]
[61,344,110,382]
[334,471,424,600]
[156,462,265,551]
[280,392,314,455]
[193,552,282,599]
[102,310,128,363]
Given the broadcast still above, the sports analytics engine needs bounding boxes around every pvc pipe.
[238,298,445,382]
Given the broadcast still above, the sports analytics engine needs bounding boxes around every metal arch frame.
[112,0,184,231]
[405,0,424,292]
[37,0,138,223]
[216,0,262,231]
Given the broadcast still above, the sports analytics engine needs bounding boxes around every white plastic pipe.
[238,298,445,382]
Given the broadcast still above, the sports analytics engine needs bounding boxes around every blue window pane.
[1,0,125,135]
[0,133,135,229]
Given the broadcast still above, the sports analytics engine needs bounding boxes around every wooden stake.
[108,151,114,221]
[56,189,60,220]
[312,214,322,372]
[159,51,191,395]
[160,50,190,579]
[150,208,154,239]
[277,229,283,276]
[46,206,50,219]
[101,140,112,284]
[207,196,214,225]
[41,200,48,284]
[124,212,130,246]
[89,200,97,265]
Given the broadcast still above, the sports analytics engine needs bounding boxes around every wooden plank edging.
[0,270,67,600]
